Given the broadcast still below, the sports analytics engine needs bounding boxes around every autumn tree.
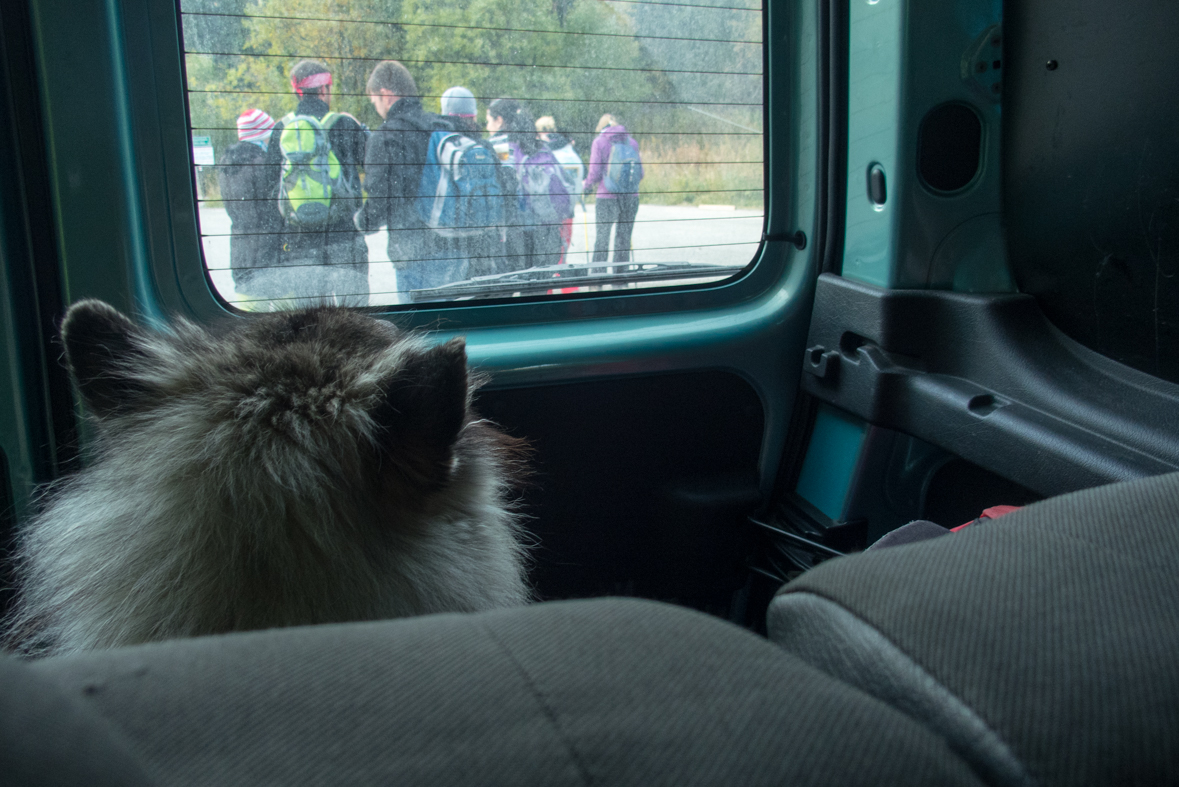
[397,0,660,139]
[184,0,669,151]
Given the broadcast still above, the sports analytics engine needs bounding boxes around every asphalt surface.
[198,202,764,307]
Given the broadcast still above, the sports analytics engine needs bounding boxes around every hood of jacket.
[294,95,330,120]
[385,96,424,123]
[599,124,629,142]
[544,132,572,149]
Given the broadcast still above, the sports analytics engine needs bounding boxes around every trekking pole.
[581,196,590,266]
[629,195,638,265]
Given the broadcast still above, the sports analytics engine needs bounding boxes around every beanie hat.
[440,86,477,118]
[237,109,276,144]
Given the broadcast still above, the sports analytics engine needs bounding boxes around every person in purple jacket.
[583,114,643,268]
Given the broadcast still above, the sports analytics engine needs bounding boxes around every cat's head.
[61,300,473,490]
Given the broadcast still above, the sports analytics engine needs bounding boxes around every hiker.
[584,113,643,268]
[485,97,521,163]
[262,60,369,305]
[437,86,509,278]
[488,99,570,272]
[536,115,584,265]
[440,86,481,136]
[485,98,526,271]
[217,109,282,304]
[356,61,496,294]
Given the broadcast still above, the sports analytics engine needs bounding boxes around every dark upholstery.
[769,471,1179,786]
[0,652,152,786]
[26,598,985,786]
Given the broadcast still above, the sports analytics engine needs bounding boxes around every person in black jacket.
[262,59,369,306]
[355,60,470,296]
[218,109,281,303]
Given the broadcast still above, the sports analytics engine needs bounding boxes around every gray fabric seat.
[769,471,1179,786]
[1,654,153,786]
[10,598,986,786]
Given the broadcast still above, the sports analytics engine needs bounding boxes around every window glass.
[179,0,764,310]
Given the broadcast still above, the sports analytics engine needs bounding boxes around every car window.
[179,0,765,311]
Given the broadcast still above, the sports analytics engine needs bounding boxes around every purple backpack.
[517,149,572,225]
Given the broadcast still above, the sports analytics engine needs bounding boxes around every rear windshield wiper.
[407,261,744,301]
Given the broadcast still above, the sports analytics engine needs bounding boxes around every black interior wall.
[477,371,765,620]
[1004,0,1179,384]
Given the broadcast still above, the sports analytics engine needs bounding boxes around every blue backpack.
[516,148,572,226]
[604,140,642,194]
[417,131,505,237]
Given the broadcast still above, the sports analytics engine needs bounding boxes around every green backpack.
[277,112,355,229]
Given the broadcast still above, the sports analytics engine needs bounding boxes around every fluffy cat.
[4,301,530,654]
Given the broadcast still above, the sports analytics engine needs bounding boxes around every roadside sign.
[192,135,215,166]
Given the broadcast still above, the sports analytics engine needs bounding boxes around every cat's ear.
[370,338,470,487]
[61,300,157,419]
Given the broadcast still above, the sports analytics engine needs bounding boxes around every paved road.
[199,202,764,307]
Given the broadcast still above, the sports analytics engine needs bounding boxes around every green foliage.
[637,133,763,210]
[398,0,658,139]
[630,0,762,110]
[187,0,400,134]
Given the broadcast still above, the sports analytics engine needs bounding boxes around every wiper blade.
[407,261,744,301]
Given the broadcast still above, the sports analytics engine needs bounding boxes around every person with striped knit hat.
[218,109,282,304]
[236,108,275,147]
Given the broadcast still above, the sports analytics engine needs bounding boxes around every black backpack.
[218,141,279,230]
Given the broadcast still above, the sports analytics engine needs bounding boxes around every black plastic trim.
[820,0,848,275]
[916,102,983,195]
[0,0,76,480]
[771,0,848,513]
[800,273,1179,496]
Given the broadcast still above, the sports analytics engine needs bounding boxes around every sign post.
[192,134,215,198]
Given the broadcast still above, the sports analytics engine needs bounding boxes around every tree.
[395,0,661,138]
[183,0,260,159]
[184,0,667,148]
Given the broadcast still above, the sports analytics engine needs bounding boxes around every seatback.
[22,598,988,786]
[0,654,152,786]
[768,471,1179,786]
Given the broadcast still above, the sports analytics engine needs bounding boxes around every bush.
[635,134,763,210]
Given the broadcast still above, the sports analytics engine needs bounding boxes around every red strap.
[951,504,1022,532]
[979,504,1022,520]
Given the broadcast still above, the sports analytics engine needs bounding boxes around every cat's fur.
[4,301,530,654]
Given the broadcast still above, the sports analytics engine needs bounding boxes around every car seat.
[6,477,1178,785]
[768,470,1179,785]
[5,597,984,786]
